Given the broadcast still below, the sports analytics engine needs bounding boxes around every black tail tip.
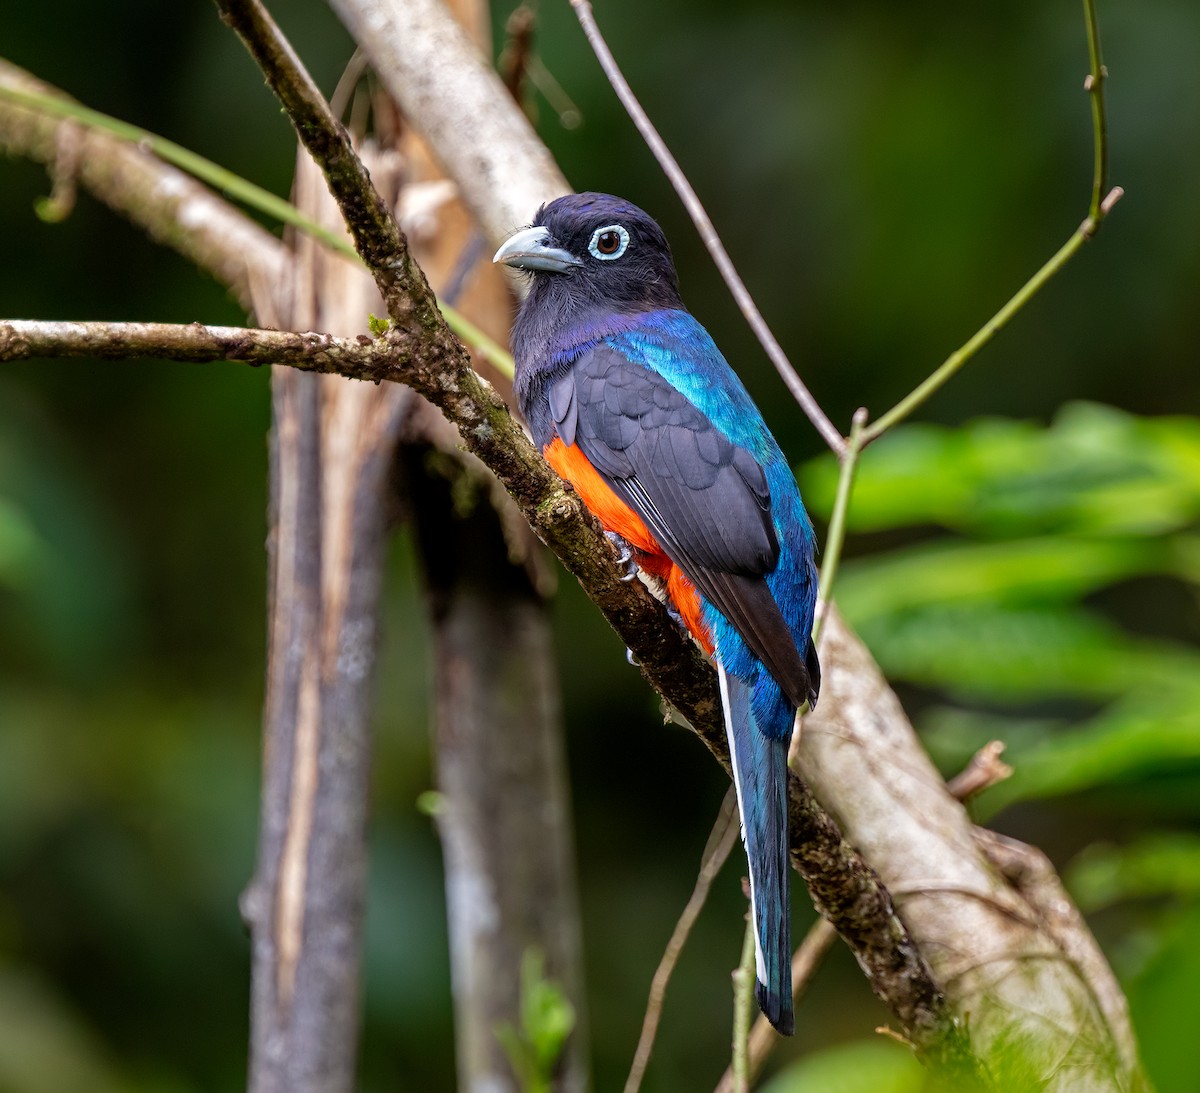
[754,979,795,1036]
[806,637,821,710]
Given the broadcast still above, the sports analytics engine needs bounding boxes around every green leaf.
[855,604,1200,702]
[414,790,445,817]
[1066,833,1200,912]
[922,674,1200,815]
[494,949,574,1093]
[836,536,1162,624]
[522,959,575,1074]
[758,1038,925,1093]
[800,402,1200,538]
[0,496,40,589]
[1124,904,1200,1093]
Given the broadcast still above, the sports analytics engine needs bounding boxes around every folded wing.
[551,345,813,710]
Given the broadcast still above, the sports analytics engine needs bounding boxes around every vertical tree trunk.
[244,30,589,1084]
[402,420,588,1093]
[390,0,590,1069]
[243,151,410,1093]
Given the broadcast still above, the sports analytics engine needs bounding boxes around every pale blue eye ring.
[588,224,630,260]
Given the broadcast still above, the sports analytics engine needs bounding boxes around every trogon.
[494,192,820,1035]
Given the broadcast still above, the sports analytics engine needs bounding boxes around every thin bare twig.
[713,918,839,1093]
[498,3,537,101]
[567,0,845,457]
[812,407,869,645]
[730,914,757,1093]
[623,791,741,1093]
[1081,0,1109,223]
[946,742,1013,804]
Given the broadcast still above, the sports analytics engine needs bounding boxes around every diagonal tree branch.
[214,0,439,329]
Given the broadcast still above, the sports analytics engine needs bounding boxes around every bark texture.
[392,6,590,1082]
[327,0,570,244]
[243,149,410,1093]
[402,417,586,1093]
[799,610,1144,1090]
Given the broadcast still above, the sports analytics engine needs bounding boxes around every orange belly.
[544,436,714,654]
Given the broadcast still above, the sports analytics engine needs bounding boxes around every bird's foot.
[604,531,640,582]
[664,601,688,631]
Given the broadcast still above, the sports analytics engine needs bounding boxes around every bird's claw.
[604,530,640,582]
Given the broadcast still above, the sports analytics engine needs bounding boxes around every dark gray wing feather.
[556,346,777,574]
[550,346,811,707]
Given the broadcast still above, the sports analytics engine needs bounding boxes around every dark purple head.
[494,193,685,359]
[494,193,688,435]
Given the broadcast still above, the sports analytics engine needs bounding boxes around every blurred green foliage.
[760,1039,924,1093]
[495,949,577,1093]
[793,403,1200,1092]
[2,0,1198,1091]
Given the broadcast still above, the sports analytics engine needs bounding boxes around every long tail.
[717,664,793,1036]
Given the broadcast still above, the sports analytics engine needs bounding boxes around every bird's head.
[493,192,683,315]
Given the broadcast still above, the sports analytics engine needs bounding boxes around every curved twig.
[568,0,845,456]
[623,792,741,1093]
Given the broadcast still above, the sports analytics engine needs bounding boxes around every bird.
[494,192,820,1035]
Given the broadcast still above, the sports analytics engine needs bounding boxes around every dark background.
[2,1,1197,1090]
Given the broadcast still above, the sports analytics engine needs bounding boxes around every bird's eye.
[588,224,630,261]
